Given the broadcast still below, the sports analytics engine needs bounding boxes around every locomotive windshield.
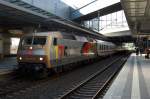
[22,36,46,46]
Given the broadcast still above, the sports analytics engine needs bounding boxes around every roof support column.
[98,11,100,32]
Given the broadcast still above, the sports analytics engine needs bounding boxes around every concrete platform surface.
[103,53,150,99]
[0,57,17,75]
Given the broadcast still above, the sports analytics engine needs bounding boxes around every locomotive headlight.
[39,57,43,61]
[29,46,32,50]
[19,57,22,60]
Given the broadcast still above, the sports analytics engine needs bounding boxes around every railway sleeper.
[70,95,92,99]
[72,92,94,98]
[77,88,98,93]
[83,82,103,87]
[75,90,97,95]
[82,85,101,89]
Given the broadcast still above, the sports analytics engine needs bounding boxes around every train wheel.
[54,66,63,73]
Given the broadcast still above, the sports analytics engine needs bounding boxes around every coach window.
[99,45,100,50]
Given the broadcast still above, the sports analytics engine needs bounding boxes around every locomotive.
[17,31,116,77]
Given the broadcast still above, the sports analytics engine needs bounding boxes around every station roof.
[72,1,135,43]
[122,0,150,35]
[0,0,107,40]
[104,30,131,37]
[73,2,122,22]
[102,30,134,43]
[108,35,135,44]
[0,0,49,26]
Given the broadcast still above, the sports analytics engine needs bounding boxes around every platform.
[0,57,17,75]
[103,53,150,99]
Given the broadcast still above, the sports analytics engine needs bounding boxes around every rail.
[58,55,128,99]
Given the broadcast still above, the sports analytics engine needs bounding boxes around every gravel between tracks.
[2,55,120,99]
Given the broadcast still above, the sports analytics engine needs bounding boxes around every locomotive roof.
[23,31,115,46]
[23,31,99,39]
[24,31,63,37]
[96,39,115,46]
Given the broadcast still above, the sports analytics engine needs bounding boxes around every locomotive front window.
[33,37,46,45]
[23,37,32,45]
[22,36,46,46]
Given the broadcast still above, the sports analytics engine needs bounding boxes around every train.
[17,31,116,77]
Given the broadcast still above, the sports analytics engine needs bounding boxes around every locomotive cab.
[17,35,50,75]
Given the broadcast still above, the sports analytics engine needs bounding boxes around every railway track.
[0,73,58,98]
[0,77,40,97]
[58,55,129,99]
[0,54,129,98]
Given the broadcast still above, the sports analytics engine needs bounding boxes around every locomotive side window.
[53,38,57,45]
[23,37,32,45]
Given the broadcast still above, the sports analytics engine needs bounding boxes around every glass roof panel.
[61,0,120,15]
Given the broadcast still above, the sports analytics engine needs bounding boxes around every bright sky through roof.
[61,0,120,14]
[61,0,129,34]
